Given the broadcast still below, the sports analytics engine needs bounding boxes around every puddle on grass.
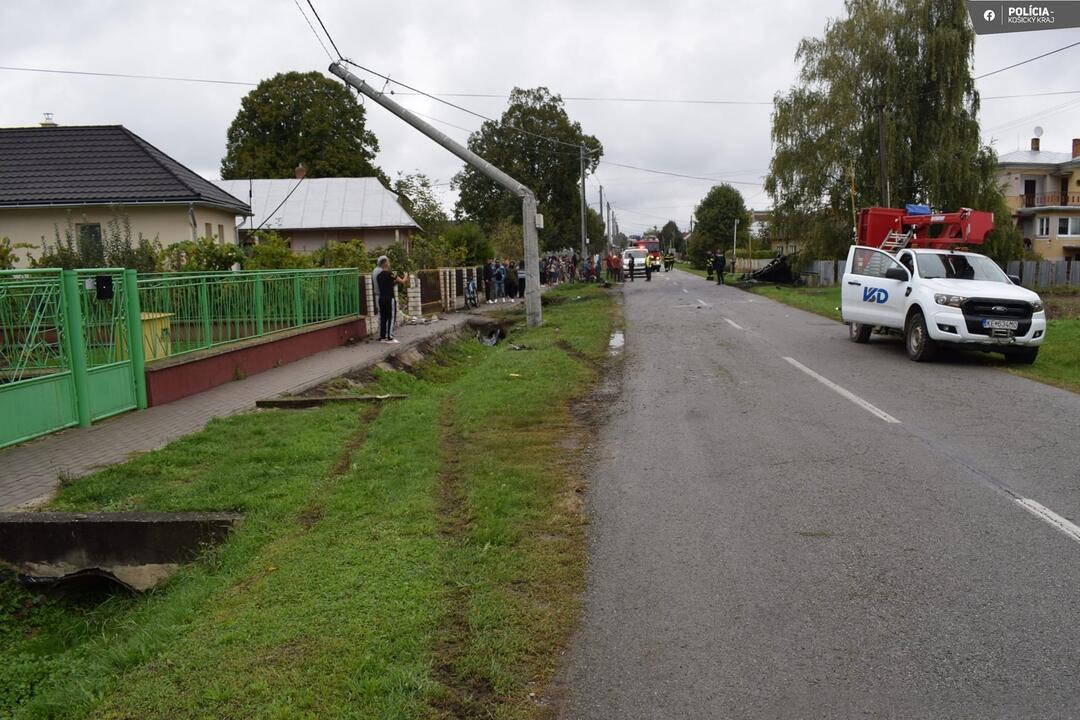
[608,331,624,355]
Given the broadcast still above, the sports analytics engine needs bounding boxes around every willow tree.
[766,0,1020,262]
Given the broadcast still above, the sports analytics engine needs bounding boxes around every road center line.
[682,288,689,294]
[695,298,712,308]
[783,357,901,424]
[1015,498,1080,544]
[723,318,743,330]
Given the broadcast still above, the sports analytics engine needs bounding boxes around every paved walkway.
[0,313,481,510]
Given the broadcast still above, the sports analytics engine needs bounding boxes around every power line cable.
[253,175,307,231]
[304,0,344,60]
[293,0,335,62]
[0,64,257,86]
[974,39,1080,80]
[598,159,763,186]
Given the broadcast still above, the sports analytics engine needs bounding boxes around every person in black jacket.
[715,251,726,285]
[483,259,494,303]
[374,255,408,343]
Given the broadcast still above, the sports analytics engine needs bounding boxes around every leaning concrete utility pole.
[328,62,543,327]
[579,145,588,259]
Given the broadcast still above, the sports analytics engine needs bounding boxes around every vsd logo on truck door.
[862,287,889,304]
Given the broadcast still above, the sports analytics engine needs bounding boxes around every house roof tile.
[0,125,250,213]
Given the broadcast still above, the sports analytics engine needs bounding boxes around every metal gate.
[0,269,145,449]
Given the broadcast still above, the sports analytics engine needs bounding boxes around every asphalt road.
[558,269,1080,719]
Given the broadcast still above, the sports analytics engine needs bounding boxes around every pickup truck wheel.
[1004,347,1039,364]
[849,322,872,343]
[905,311,938,362]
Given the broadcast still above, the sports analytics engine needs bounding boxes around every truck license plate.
[982,318,1018,330]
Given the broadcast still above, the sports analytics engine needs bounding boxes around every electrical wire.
[974,39,1080,80]
[252,175,307,231]
[390,91,772,106]
[0,64,257,86]
[293,0,335,62]
[598,159,763,186]
[304,0,344,60]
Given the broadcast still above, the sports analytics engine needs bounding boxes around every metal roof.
[998,149,1078,168]
[0,125,250,212]
[214,177,420,231]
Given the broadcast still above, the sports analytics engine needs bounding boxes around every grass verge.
[1,283,618,719]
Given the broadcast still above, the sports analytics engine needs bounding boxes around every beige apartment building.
[0,124,250,267]
[997,136,1080,261]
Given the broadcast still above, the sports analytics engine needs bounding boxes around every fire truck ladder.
[880,229,915,253]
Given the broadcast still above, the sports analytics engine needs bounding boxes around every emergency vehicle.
[840,205,1046,364]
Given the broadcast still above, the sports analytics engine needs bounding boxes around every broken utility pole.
[328,62,543,327]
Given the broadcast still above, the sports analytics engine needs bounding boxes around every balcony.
[1017,192,1080,208]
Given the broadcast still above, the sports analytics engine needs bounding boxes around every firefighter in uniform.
[705,254,714,281]
[663,251,675,271]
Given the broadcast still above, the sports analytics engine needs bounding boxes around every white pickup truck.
[840,245,1046,363]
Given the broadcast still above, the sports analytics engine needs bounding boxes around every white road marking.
[695,298,712,308]
[783,357,901,424]
[723,318,743,330]
[1015,498,1080,544]
[682,288,689,294]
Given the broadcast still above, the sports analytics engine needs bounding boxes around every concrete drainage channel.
[0,512,241,592]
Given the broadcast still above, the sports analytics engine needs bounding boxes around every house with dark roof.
[0,124,250,267]
[997,135,1080,261]
[215,176,420,254]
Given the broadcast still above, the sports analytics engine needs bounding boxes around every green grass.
[747,285,842,322]
[1,283,618,719]
[739,283,1080,393]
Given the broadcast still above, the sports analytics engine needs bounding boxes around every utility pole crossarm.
[328,62,542,327]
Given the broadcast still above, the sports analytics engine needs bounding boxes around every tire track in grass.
[431,392,496,718]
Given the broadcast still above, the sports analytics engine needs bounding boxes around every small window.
[1037,217,1051,237]
[851,247,903,278]
[218,224,225,244]
[76,223,103,263]
[1059,218,1071,236]
[205,222,213,239]
[1072,218,1080,236]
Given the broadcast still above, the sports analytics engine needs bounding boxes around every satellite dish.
[1034,126,1044,138]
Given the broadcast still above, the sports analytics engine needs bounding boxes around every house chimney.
[39,112,57,128]
[1031,137,1040,151]
[1073,138,1080,159]
[294,163,306,180]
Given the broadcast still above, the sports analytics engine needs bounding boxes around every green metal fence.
[136,268,360,361]
[1,267,360,449]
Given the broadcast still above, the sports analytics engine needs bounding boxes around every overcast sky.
[2,1,1079,235]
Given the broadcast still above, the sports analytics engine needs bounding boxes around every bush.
[162,237,245,271]
[313,239,370,270]
[244,230,311,270]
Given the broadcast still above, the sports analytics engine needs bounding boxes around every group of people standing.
[705,250,733,285]
[483,258,526,303]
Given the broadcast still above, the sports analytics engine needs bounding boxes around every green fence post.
[254,275,265,336]
[198,277,212,347]
[61,271,92,428]
[293,273,304,327]
[123,269,148,410]
[328,273,337,319]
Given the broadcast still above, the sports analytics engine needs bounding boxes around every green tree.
[393,172,449,237]
[659,220,684,254]
[766,0,1021,262]
[221,71,384,182]
[442,221,494,265]
[586,208,606,254]
[487,218,520,261]
[691,185,750,267]
[453,88,602,251]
